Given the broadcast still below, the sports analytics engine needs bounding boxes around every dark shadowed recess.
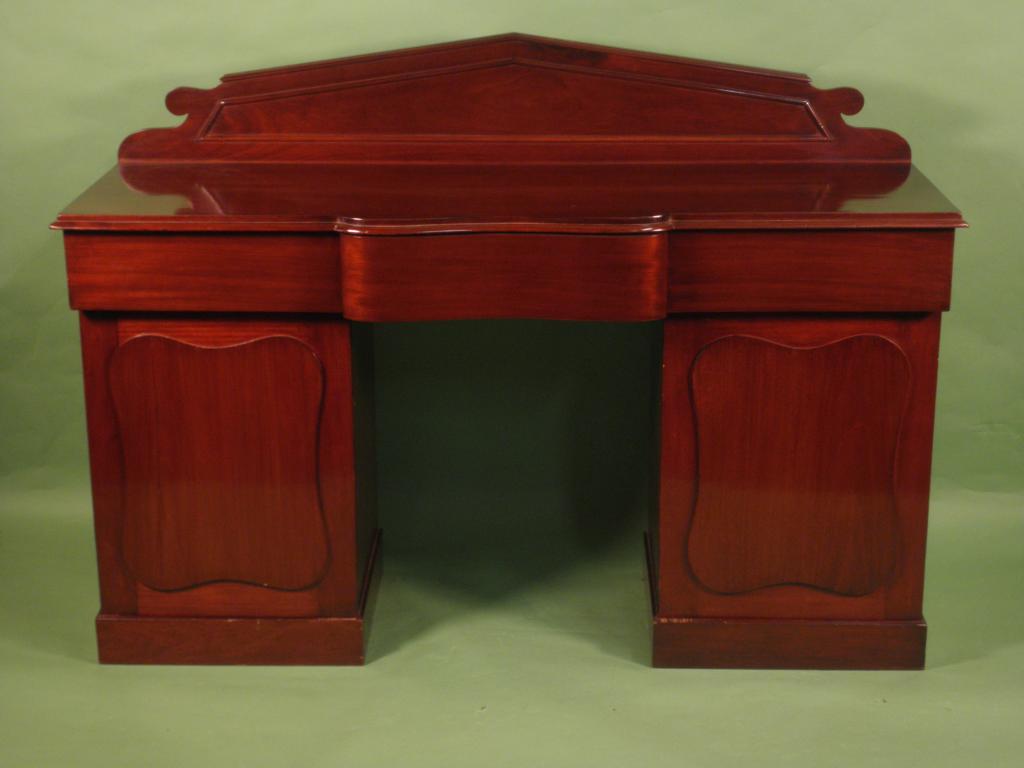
[372,320,661,598]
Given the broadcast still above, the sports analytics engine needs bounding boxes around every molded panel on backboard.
[109,335,330,592]
[687,334,909,597]
[118,34,909,164]
[204,61,824,140]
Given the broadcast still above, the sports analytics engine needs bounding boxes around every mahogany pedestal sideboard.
[52,34,964,668]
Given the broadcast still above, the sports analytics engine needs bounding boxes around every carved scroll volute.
[118,33,910,165]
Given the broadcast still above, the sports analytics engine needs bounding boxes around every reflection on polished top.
[52,33,963,233]
[56,163,962,233]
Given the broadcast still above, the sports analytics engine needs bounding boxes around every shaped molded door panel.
[109,334,330,592]
[686,334,908,597]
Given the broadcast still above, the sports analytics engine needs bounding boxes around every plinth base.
[644,534,925,669]
[97,531,382,665]
[651,616,926,670]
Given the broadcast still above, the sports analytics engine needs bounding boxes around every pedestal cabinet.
[53,34,963,667]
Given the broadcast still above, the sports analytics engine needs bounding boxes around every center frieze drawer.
[340,231,667,322]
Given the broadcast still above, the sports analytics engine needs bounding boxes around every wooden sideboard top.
[54,163,962,233]
[52,33,964,233]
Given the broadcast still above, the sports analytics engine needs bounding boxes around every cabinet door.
[655,313,940,621]
[80,314,375,619]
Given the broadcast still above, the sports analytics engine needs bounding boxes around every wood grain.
[80,316,375,626]
[57,36,959,667]
[656,314,941,624]
[205,61,822,139]
[79,313,136,614]
[54,164,964,233]
[668,229,954,312]
[652,617,926,670]
[117,33,909,165]
[109,335,329,591]
[96,616,366,664]
[687,335,908,596]
[341,232,667,321]
[65,232,341,312]
[136,583,320,618]
[97,530,381,664]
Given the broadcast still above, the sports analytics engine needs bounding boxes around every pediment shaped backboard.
[119,33,910,165]
[203,61,824,140]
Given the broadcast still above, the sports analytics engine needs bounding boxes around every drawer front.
[65,232,342,313]
[341,232,667,321]
[668,229,954,313]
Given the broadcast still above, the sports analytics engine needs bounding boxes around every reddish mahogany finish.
[110,335,329,591]
[341,232,667,321]
[687,334,908,597]
[135,583,319,618]
[56,164,961,233]
[53,36,962,668]
[650,616,927,670]
[65,233,341,312]
[668,229,954,312]
[78,314,378,662]
[655,316,941,636]
[100,530,380,664]
[97,616,367,665]
[117,33,909,166]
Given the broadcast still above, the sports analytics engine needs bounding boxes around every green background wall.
[1,2,1021,766]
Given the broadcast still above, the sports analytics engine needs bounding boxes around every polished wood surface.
[643,536,927,669]
[97,616,366,665]
[64,227,952,316]
[341,232,666,321]
[651,618,927,670]
[687,334,908,596]
[53,34,962,236]
[54,36,961,668]
[110,335,329,591]
[64,233,341,312]
[99,530,381,664]
[55,164,962,233]
[117,33,909,165]
[135,582,319,618]
[79,314,378,628]
[78,314,136,615]
[656,314,941,630]
[667,229,954,312]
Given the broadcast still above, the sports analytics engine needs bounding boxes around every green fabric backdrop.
[1,2,1021,766]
